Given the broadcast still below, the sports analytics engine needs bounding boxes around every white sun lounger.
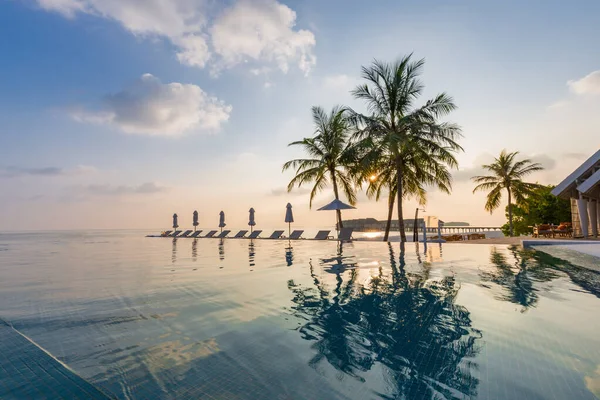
[248,230,262,239]
[216,230,231,239]
[190,230,202,238]
[266,230,284,239]
[180,230,193,238]
[313,230,331,240]
[337,227,354,241]
[204,230,218,238]
[170,230,182,237]
[233,230,248,238]
[289,230,304,240]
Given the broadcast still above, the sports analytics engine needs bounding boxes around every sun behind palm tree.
[283,106,357,229]
[472,150,544,237]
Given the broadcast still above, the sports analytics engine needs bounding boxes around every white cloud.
[210,0,316,75]
[0,164,97,178]
[568,70,600,95]
[36,0,315,75]
[71,73,232,136]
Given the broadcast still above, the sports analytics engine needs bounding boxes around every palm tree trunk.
[396,158,407,242]
[507,188,513,237]
[330,170,343,229]
[383,189,395,242]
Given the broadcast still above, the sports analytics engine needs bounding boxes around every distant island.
[341,216,443,232]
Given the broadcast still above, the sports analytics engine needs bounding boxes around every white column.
[589,200,598,237]
[577,197,589,237]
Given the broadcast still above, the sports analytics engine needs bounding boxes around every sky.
[1,0,600,231]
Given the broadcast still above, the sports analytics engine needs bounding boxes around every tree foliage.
[500,185,571,236]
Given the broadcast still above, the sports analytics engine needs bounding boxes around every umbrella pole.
[288,222,291,238]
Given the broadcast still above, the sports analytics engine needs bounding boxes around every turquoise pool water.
[0,231,599,399]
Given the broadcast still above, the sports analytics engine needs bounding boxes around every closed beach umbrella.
[193,210,199,231]
[285,203,294,237]
[248,208,256,233]
[219,211,226,232]
[317,199,356,234]
[172,213,179,229]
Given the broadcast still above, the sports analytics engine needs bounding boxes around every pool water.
[0,231,599,399]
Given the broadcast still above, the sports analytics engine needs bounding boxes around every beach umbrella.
[248,208,256,233]
[285,203,294,237]
[219,211,226,233]
[192,210,199,231]
[317,199,356,234]
[172,213,179,229]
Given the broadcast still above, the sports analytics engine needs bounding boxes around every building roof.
[551,149,600,200]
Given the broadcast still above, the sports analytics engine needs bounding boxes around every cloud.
[210,0,315,75]
[70,182,168,197]
[36,0,315,75]
[71,74,231,135]
[270,187,310,196]
[568,70,600,95]
[0,165,97,178]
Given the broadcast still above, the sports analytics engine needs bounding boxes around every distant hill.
[444,222,470,226]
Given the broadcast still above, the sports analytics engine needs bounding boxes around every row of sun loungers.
[156,228,354,241]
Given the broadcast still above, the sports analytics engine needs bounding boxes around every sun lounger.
[267,230,284,239]
[233,230,248,238]
[160,230,172,237]
[216,230,231,239]
[289,230,304,240]
[337,228,354,241]
[204,230,218,238]
[313,230,331,240]
[179,230,193,238]
[170,230,182,237]
[190,230,202,238]
[248,230,262,239]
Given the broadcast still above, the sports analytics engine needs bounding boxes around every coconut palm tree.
[472,150,543,237]
[283,106,356,229]
[351,54,462,241]
[359,137,455,241]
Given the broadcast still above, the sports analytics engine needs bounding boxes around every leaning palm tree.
[351,54,462,242]
[472,150,543,237]
[283,106,356,229]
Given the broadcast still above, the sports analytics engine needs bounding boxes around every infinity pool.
[0,231,599,399]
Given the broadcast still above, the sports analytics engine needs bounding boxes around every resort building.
[341,216,442,232]
[552,149,600,238]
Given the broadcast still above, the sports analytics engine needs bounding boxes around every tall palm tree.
[351,54,462,242]
[359,137,454,241]
[283,106,356,229]
[472,150,543,237]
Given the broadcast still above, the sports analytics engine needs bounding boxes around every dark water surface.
[0,231,599,399]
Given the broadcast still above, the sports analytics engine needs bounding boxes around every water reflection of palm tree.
[482,246,600,309]
[481,246,559,311]
[218,239,225,261]
[287,241,481,398]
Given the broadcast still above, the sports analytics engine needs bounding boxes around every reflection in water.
[285,241,293,266]
[248,240,255,267]
[479,245,600,312]
[218,239,225,261]
[321,242,357,274]
[192,239,198,262]
[171,238,177,264]
[287,241,481,398]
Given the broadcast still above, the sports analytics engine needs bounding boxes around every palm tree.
[283,106,356,229]
[472,150,543,237]
[359,137,454,241]
[351,54,462,242]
